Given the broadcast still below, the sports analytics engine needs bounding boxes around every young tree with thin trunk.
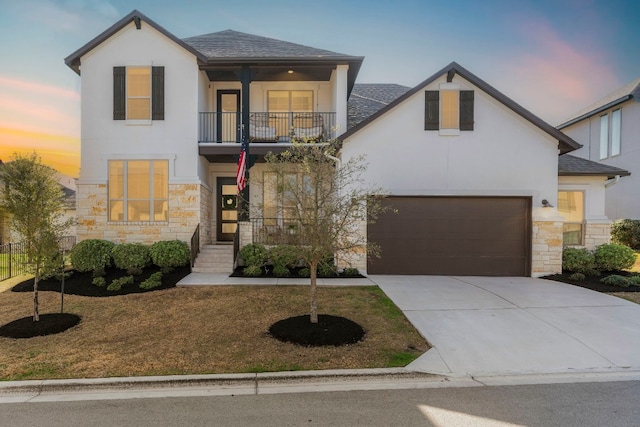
[261,141,387,323]
[0,153,72,321]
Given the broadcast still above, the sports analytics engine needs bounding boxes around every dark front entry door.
[217,90,240,143]
[217,177,238,242]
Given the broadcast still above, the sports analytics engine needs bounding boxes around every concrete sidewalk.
[371,275,640,377]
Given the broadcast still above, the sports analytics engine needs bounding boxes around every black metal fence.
[250,218,312,246]
[0,236,76,282]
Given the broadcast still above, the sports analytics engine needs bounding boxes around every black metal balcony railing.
[250,218,314,246]
[199,112,337,144]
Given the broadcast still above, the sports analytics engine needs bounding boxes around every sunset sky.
[1,0,638,178]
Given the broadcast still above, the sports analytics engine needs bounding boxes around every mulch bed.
[542,270,640,293]
[11,265,191,297]
[269,314,365,347]
[231,266,365,279]
[0,313,81,339]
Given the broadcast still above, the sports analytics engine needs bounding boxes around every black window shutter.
[425,91,439,130]
[152,66,165,120]
[460,90,474,131]
[113,66,126,120]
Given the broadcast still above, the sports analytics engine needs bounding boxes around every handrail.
[190,224,200,268]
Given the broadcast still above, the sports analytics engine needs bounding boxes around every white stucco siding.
[78,21,201,183]
[558,176,608,221]
[342,76,560,207]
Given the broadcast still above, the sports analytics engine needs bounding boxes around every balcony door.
[217,90,240,143]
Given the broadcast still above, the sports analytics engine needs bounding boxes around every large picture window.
[109,160,168,222]
[558,191,584,246]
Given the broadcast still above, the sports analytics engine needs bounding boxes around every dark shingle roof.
[183,30,354,60]
[340,62,582,154]
[348,83,411,129]
[558,77,640,128]
[559,154,630,178]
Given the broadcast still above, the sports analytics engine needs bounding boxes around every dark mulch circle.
[231,266,365,279]
[0,313,81,339]
[542,270,640,293]
[269,314,365,347]
[11,265,191,297]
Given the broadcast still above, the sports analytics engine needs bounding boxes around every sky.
[1,0,638,177]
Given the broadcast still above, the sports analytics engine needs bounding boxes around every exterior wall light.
[541,199,553,208]
[287,69,294,74]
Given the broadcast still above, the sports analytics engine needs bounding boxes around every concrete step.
[192,244,235,274]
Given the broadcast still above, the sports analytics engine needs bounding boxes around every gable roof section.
[340,62,581,154]
[65,10,209,74]
[558,77,640,128]
[348,83,411,128]
[559,154,630,179]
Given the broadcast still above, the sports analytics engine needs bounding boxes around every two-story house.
[558,78,639,221]
[65,10,627,277]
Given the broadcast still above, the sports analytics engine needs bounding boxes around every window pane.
[127,67,150,97]
[154,200,168,221]
[128,161,150,199]
[153,161,168,199]
[611,109,621,156]
[268,91,289,112]
[563,223,583,246]
[127,98,150,120]
[558,191,584,222]
[441,90,459,129]
[109,161,124,199]
[283,174,298,211]
[128,200,150,221]
[110,200,124,221]
[291,91,313,112]
[599,114,609,159]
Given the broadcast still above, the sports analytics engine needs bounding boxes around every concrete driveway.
[371,275,640,377]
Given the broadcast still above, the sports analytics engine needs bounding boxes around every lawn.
[0,282,428,381]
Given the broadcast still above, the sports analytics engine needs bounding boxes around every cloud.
[497,18,620,124]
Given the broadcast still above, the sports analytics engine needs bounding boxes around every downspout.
[605,175,621,188]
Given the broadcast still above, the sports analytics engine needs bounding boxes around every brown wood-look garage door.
[367,197,531,276]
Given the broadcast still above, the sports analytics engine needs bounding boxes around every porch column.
[239,65,251,221]
[334,64,349,136]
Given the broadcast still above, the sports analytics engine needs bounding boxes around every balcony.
[199,112,337,144]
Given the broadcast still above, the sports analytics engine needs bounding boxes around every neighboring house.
[558,78,640,220]
[65,10,626,277]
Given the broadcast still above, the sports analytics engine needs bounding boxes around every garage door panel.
[368,197,531,276]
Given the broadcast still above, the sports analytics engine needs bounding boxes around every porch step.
[192,244,234,274]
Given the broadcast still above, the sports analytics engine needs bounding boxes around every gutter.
[605,175,621,188]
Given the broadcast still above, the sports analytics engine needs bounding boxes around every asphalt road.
[1,380,638,426]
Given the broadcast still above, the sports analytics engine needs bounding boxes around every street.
[1,380,638,426]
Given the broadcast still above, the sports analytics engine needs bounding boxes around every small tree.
[0,153,72,321]
[261,141,387,323]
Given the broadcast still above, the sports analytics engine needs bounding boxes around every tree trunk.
[309,261,318,323]
[33,274,40,322]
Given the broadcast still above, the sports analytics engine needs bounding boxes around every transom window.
[109,160,168,222]
[558,191,584,246]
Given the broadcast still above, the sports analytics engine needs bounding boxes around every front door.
[217,90,240,143]
[217,177,238,242]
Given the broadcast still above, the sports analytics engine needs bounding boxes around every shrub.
[107,275,134,291]
[112,243,151,275]
[70,239,115,277]
[298,267,310,277]
[319,260,338,277]
[239,243,268,267]
[243,265,263,277]
[92,276,106,287]
[140,272,163,290]
[272,265,290,277]
[150,240,190,271]
[611,219,640,250]
[562,247,595,274]
[269,245,299,269]
[599,274,640,288]
[594,243,636,272]
[343,267,360,277]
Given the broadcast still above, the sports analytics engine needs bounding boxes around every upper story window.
[599,109,621,159]
[108,160,168,222]
[425,84,474,134]
[113,66,164,121]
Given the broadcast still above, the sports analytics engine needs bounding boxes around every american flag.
[236,139,247,192]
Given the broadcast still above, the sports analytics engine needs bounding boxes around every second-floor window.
[425,85,474,133]
[599,109,621,159]
[113,66,164,121]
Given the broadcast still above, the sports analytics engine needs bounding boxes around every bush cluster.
[600,274,640,288]
[562,243,637,275]
[70,239,115,277]
[150,240,191,272]
[611,219,640,250]
[112,243,151,275]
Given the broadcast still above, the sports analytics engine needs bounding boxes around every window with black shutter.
[425,89,474,132]
[113,66,164,121]
[425,91,439,130]
[459,90,474,131]
[113,67,126,120]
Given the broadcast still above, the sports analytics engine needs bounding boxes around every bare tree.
[0,153,72,321]
[261,141,387,323]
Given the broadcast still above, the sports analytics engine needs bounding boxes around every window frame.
[425,85,474,134]
[599,114,609,159]
[114,65,164,122]
[611,109,621,157]
[108,159,169,222]
[557,190,585,246]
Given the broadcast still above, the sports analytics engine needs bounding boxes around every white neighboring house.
[65,10,627,277]
[558,78,639,220]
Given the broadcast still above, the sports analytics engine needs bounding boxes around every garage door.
[367,197,531,276]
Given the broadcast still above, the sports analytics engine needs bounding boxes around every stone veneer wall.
[531,220,563,277]
[76,183,206,244]
[583,222,611,249]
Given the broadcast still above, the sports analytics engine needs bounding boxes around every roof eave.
[559,171,631,179]
[64,9,207,75]
[557,95,633,129]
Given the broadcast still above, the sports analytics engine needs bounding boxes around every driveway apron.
[371,275,640,377]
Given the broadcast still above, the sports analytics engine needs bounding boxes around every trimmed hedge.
[150,240,190,270]
[594,243,636,271]
[562,247,595,274]
[70,239,115,277]
[239,243,268,267]
[112,243,151,275]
